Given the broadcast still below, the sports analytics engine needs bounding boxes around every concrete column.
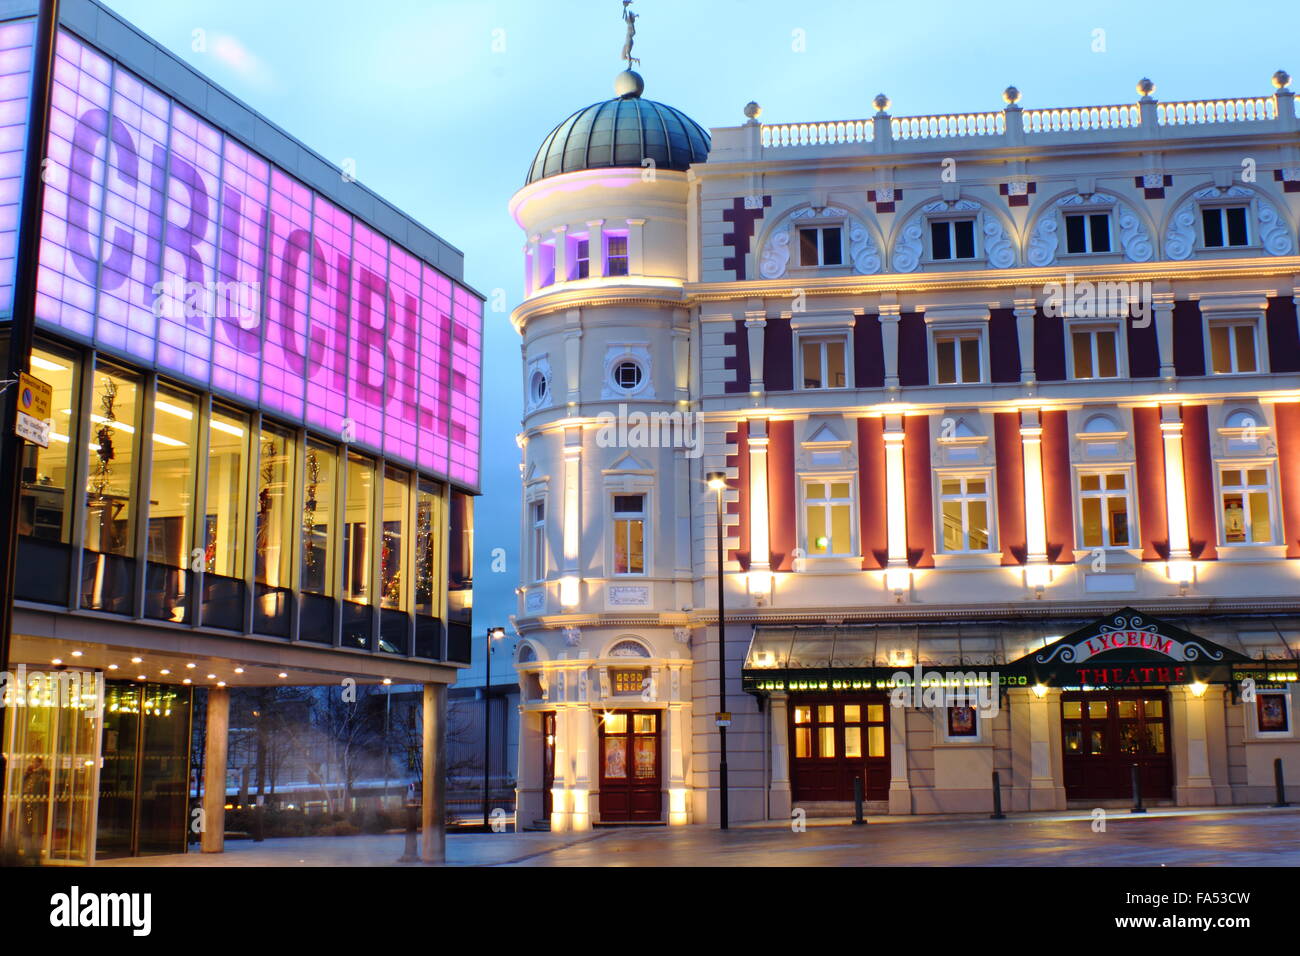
[768,693,791,820]
[1026,689,1063,810]
[626,217,647,275]
[528,234,542,293]
[201,686,230,853]
[549,705,572,832]
[572,705,594,830]
[551,225,569,282]
[1154,292,1176,380]
[665,699,691,825]
[1013,299,1036,384]
[888,705,912,814]
[561,431,582,608]
[879,304,901,390]
[883,416,908,566]
[1020,409,1048,563]
[586,219,605,278]
[421,682,446,864]
[745,314,766,397]
[1161,404,1191,559]
[1176,686,1217,805]
[514,705,539,828]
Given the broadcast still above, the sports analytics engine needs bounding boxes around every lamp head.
[706,471,727,491]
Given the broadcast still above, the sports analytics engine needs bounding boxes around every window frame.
[799,475,857,559]
[611,492,647,577]
[1061,209,1114,255]
[528,496,547,583]
[796,332,851,391]
[1066,320,1125,381]
[1253,691,1294,737]
[1215,461,1279,547]
[1200,202,1252,250]
[927,216,979,262]
[796,223,845,269]
[935,471,995,555]
[1205,318,1263,375]
[930,329,986,385]
[1074,467,1136,551]
[604,231,630,277]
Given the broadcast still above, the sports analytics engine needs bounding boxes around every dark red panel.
[989,308,1022,383]
[994,412,1026,565]
[1034,309,1066,382]
[1042,410,1075,563]
[1274,402,1300,558]
[857,417,887,570]
[853,313,885,389]
[1267,296,1300,374]
[903,415,934,568]
[1180,405,1217,561]
[767,419,797,570]
[728,421,750,569]
[1172,300,1205,377]
[724,319,750,394]
[1133,406,1169,560]
[763,318,793,392]
[898,312,928,387]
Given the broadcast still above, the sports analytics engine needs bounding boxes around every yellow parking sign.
[16,370,52,448]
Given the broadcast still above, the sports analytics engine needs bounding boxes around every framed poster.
[1258,693,1289,733]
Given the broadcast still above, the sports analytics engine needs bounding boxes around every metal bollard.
[1273,757,1291,808]
[852,776,867,825]
[990,770,1006,820]
[398,802,420,862]
[1130,763,1146,813]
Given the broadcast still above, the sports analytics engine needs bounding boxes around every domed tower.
[508,65,709,831]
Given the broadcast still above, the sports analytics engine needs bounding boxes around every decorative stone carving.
[894,199,996,273]
[1164,198,1198,260]
[759,205,881,278]
[562,626,582,646]
[1258,196,1294,255]
[673,626,691,645]
[609,639,651,657]
[1030,193,1153,266]
[758,227,792,279]
[1115,201,1155,262]
[1027,214,1058,267]
[891,216,926,273]
[1167,185,1293,259]
[982,215,1015,269]
[847,220,882,274]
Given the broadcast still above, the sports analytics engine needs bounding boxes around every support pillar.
[1176,686,1217,805]
[1013,298,1037,385]
[888,705,912,814]
[1154,292,1176,381]
[768,693,791,820]
[421,682,446,863]
[201,686,229,853]
[1161,404,1191,559]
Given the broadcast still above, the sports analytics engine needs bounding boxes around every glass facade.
[14,338,471,663]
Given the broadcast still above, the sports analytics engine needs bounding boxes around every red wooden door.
[789,696,889,801]
[597,710,662,822]
[1061,690,1173,800]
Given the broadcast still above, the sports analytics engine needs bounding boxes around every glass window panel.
[1143,698,1164,718]
[1062,700,1082,719]
[807,505,828,554]
[85,364,140,556]
[940,478,961,495]
[822,228,843,266]
[935,339,956,384]
[1065,214,1087,254]
[968,479,986,495]
[941,500,963,551]
[1118,725,1141,754]
[1088,700,1109,718]
[20,346,78,543]
[1081,497,1103,548]
[255,423,296,588]
[1089,729,1106,754]
[1104,473,1126,490]
[959,337,980,381]
[343,452,374,602]
[818,726,836,758]
[793,705,811,724]
[930,221,951,259]
[1246,469,1267,486]
[968,500,989,550]
[867,704,884,723]
[1202,208,1224,247]
[1072,331,1094,378]
[1234,325,1257,373]
[1064,727,1083,752]
[830,482,850,499]
[1108,496,1130,546]
[633,714,655,734]
[1209,325,1231,373]
[802,341,822,388]
[1097,331,1118,377]
[953,220,975,259]
[867,725,885,757]
[414,479,444,616]
[381,466,409,609]
[843,704,861,723]
[795,727,811,758]
[1223,492,1246,542]
[1118,700,1138,718]
[817,705,834,722]
[805,482,826,501]
[1090,214,1111,252]
[205,406,248,578]
[844,726,862,758]
[301,442,336,595]
[830,504,851,554]
[603,713,626,734]
[1145,724,1166,754]
[826,340,845,387]
[1221,469,1241,485]
[1248,492,1272,541]
[147,386,199,571]
[799,229,819,267]
[603,737,627,778]
[1226,206,1249,246]
[632,737,656,778]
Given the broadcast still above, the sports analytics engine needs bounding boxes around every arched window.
[608,639,651,658]
[1083,413,1123,434]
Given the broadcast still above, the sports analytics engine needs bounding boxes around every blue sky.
[101,0,1292,681]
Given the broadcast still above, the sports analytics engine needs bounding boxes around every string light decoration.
[415,500,434,607]
[302,449,321,575]
[255,438,276,571]
[88,377,118,499]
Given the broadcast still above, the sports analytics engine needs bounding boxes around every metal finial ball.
[873,93,890,113]
[1274,69,1292,90]
[1003,85,1021,105]
[614,69,644,99]
[744,101,761,120]
[1137,77,1155,97]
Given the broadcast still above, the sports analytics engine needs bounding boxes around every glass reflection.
[344,453,374,603]
[146,385,199,622]
[84,363,140,556]
[302,441,337,595]
[19,345,78,541]
[381,465,408,610]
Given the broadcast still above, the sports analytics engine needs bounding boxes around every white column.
[768,693,792,819]
[883,416,908,566]
[1161,404,1191,559]
[879,304,902,390]
[549,703,572,832]
[1154,292,1176,380]
[745,313,766,397]
[1027,689,1060,811]
[1178,687,1216,805]
[888,705,912,813]
[1013,298,1036,384]
[1020,409,1048,562]
[626,217,647,275]
[748,419,771,588]
[586,219,605,278]
[666,693,691,825]
[561,429,582,607]
[552,224,569,282]
[528,234,542,293]
[572,703,595,830]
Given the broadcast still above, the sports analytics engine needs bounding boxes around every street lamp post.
[482,626,506,829]
[706,472,729,830]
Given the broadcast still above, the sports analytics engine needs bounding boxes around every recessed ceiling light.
[207,674,216,680]
[382,678,392,685]
[51,658,62,665]
[278,672,288,679]
[217,681,226,688]
[160,669,170,675]
[182,679,192,685]
[71,650,83,657]
[186,663,196,669]
[234,667,245,674]
[131,657,143,664]
[136,675,147,681]
[107,664,118,671]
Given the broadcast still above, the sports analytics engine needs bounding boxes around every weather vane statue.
[621,1,640,68]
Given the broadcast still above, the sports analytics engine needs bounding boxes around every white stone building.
[508,65,1300,829]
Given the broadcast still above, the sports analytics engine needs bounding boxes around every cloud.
[207,32,273,89]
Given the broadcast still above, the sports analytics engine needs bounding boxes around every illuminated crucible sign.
[16,27,481,487]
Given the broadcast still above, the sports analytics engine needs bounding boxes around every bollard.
[1130,763,1146,813]
[398,801,420,862]
[990,770,1006,820]
[1273,757,1291,808]
[852,776,867,825]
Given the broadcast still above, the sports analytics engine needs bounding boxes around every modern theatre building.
[508,50,1300,826]
[0,0,482,861]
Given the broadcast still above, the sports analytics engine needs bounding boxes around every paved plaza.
[96,806,1300,867]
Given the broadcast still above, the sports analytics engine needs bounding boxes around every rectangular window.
[205,405,248,580]
[20,345,79,543]
[1079,471,1132,548]
[800,336,847,389]
[1257,692,1290,733]
[343,452,375,601]
[1064,212,1112,254]
[803,480,853,556]
[947,705,978,737]
[414,478,445,617]
[934,333,982,384]
[613,493,644,575]
[1208,322,1258,374]
[529,499,546,582]
[255,422,296,588]
[301,441,336,595]
[146,385,199,622]
[1202,205,1250,248]
[573,237,590,279]
[611,668,646,695]
[380,465,408,610]
[605,234,629,276]
[538,241,556,287]
[798,226,843,267]
[85,363,141,557]
[1220,467,1275,544]
[1071,326,1120,379]
[930,219,976,260]
[939,475,991,553]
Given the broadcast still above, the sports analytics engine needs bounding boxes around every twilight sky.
[101,0,1294,681]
